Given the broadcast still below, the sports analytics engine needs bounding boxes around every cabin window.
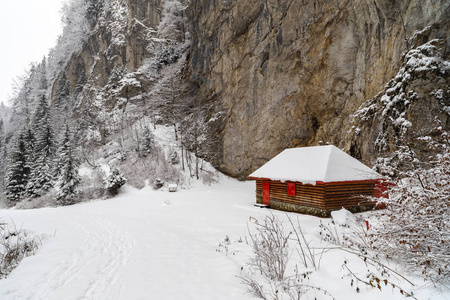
[287,182,296,196]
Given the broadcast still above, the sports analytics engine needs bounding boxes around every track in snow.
[0,182,256,300]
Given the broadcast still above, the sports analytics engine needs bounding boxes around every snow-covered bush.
[153,178,164,190]
[241,214,333,300]
[247,215,290,282]
[105,167,126,196]
[0,221,42,278]
[368,141,450,285]
[155,42,183,68]
[169,150,179,164]
[318,132,449,290]
[108,66,128,84]
[321,212,420,296]
[350,35,449,285]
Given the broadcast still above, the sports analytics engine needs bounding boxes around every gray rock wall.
[53,0,163,105]
[187,0,450,176]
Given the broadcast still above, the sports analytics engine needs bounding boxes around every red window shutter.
[287,182,296,196]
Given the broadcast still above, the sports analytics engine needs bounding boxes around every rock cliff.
[54,1,160,92]
[187,0,450,177]
[52,0,449,178]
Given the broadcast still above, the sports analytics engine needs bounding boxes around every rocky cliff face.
[56,0,161,92]
[187,0,450,177]
[52,0,167,143]
[52,0,449,178]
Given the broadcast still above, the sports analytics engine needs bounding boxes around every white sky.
[0,0,64,105]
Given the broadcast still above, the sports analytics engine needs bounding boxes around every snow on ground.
[0,178,447,300]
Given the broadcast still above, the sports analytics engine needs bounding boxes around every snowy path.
[0,180,258,300]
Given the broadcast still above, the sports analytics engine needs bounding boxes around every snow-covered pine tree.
[56,123,80,205]
[54,72,72,129]
[75,64,87,95]
[10,70,33,127]
[21,125,37,199]
[26,95,55,197]
[140,126,155,157]
[0,119,5,201]
[5,130,30,205]
[85,0,103,29]
[37,57,48,93]
[31,95,54,156]
[28,58,48,101]
[105,167,126,196]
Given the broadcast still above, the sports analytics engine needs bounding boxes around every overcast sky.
[0,0,64,105]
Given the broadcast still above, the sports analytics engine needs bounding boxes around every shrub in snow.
[367,142,450,285]
[0,221,42,279]
[105,167,127,196]
[241,213,427,299]
[319,216,418,298]
[153,178,164,190]
[115,140,181,190]
[247,215,290,282]
[108,66,127,84]
[169,150,179,164]
[241,214,333,300]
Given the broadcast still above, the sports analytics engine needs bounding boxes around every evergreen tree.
[140,126,155,157]
[56,72,71,106]
[9,62,46,131]
[85,0,103,29]
[54,72,72,128]
[11,69,34,126]
[37,57,48,93]
[26,95,55,197]
[56,123,80,205]
[0,119,5,201]
[75,65,87,94]
[5,130,30,205]
[31,95,54,156]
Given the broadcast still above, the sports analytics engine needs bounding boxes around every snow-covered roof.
[249,145,382,184]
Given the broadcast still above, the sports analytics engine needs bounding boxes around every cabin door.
[262,182,270,205]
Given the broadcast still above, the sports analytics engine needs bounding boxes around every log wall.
[323,181,375,210]
[255,179,375,216]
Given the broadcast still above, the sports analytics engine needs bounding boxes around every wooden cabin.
[249,145,388,217]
